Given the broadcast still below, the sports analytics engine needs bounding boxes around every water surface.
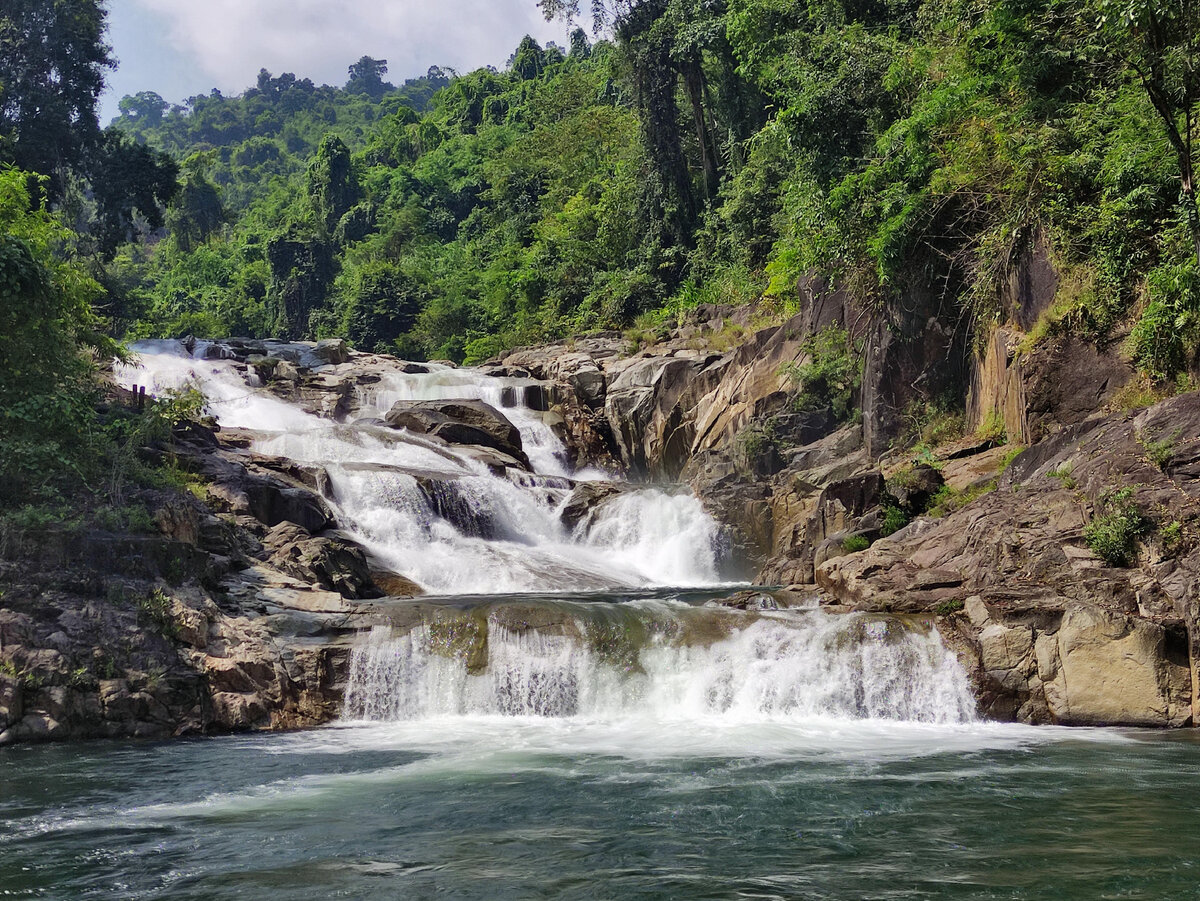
[3,722,1197,899]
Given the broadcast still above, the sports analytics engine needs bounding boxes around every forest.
[2,0,1199,504]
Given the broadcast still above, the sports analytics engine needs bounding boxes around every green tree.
[346,56,393,101]
[0,168,110,503]
[166,153,228,252]
[0,0,111,188]
[1095,0,1200,265]
[307,134,361,233]
[116,91,168,127]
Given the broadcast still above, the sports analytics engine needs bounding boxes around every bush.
[1084,487,1148,567]
[842,534,871,553]
[779,325,862,421]
[1128,262,1200,382]
[880,504,910,537]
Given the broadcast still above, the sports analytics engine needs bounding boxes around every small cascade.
[116,339,728,594]
[343,607,978,724]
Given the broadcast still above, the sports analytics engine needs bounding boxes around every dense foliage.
[99,0,1200,380]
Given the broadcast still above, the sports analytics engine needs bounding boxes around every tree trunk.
[680,58,718,200]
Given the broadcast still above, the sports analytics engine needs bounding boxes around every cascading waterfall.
[343,607,978,724]
[117,339,727,594]
[120,339,976,730]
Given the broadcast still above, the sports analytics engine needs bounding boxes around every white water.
[117,340,726,594]
[344,608,978,725]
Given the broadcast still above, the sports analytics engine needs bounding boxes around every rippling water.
[3,721,1198,899]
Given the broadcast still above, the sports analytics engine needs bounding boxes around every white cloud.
[130,0,569,94]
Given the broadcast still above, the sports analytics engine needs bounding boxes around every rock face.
[0,414,395,745]
[810,392,1200,726]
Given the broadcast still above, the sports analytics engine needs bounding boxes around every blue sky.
[99,0,570,123]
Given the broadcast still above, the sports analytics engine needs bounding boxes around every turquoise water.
[3,719,1198,899]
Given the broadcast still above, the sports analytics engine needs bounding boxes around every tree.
[347,56,393,101]
[166,153,227,252]
[511,36,547,80]
[1095,0,1200,265]
[89,129,179,257]
[0,168,110,502]
[0,0,111,190]
[307,134,361,233]
[117,91,168,127]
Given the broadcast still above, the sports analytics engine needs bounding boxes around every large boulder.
[1038,604,1191,726]
[385,399,529,469]
[262,522,381,600]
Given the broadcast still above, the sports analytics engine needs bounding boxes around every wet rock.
[262,522,381,599]
[560,482,626,531]
[371,571,424,597]
[385,399,529,469]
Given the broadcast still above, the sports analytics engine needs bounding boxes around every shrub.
[1128,262,1200,382]
[1160,519,1185,557]
[1084,487,1148,567]
[137,588,178,638]
[842,534,871,552]
[880,504,911,537]
[779,325,862,421]
[736,420,778,460]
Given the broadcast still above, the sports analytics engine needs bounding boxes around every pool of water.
[3,720,1198,899]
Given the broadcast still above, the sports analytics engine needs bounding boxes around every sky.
[99,0,570,123]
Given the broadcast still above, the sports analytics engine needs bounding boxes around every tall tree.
[346,56,393,101]
[307,134,361,234]
[1096,0,1200,265]
[0,0,111,190]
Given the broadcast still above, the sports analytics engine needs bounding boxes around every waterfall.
[116,339,727,594]
[343,607,978,724]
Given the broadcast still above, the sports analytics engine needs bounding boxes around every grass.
[1137,428,1180,470]
[975,408,1007,444]
[927,480,998,517]
[1048,461,1077,489]
[997,445,1026,472]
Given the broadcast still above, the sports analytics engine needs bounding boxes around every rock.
[313,338,350,365]
[243,479,332,532]
[384,399,529,469]
[888,463,944,513]
[979,623,1033,671]
[964,596,990,627]
[568,366,607,408]
[371,571,424,597]
[1042,604,1191,726]
[263,522,381,599]
[560,482,625,531]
